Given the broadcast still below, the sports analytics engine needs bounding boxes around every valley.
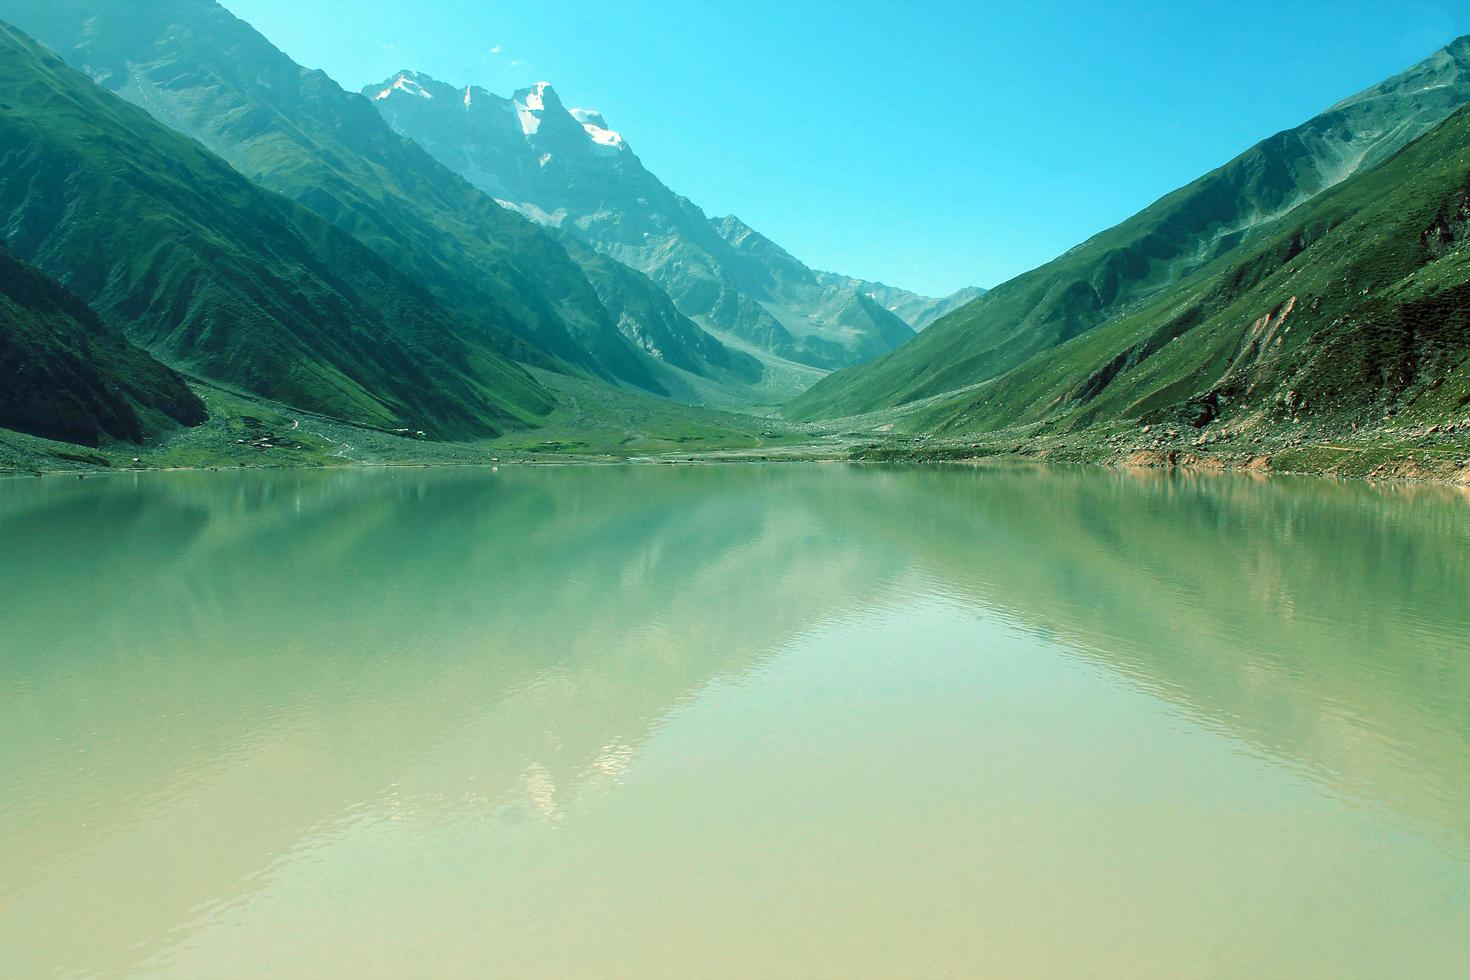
[4,6,1470,976]
[0,2,1468,486]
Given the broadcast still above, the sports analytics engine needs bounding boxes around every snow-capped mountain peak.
[569,107,624,151]
[512,81,566,136]
[365,68,930,372]
[374,72,433,101]
[568,108,607,128]
[515,81,560,111]
[372,71,628,156]
[521,81,547,109]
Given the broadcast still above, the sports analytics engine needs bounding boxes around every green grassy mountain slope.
[0,22,550,438]
[0,243,205,445]
[889,103,1470,447]
[789,36,1470,421]
[1,0,677,394]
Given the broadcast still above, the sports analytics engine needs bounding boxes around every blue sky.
[222,0,1470,297]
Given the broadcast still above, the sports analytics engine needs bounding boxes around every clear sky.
[221,0,1470,297]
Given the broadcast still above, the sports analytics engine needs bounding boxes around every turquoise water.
[2,464,1468,977]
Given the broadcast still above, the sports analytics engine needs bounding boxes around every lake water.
[2,463,1468,978]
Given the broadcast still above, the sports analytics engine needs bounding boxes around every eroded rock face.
[1422,184,1470,258]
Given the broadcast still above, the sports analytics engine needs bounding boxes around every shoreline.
[5,438,1469,489]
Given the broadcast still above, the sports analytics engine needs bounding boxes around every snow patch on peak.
[584,126,624,150]
[512,82,560,135]
[520,81,554,111]
[375,73,433,101]
[506,83,625,151]
[569,108,625,152]
[464,86,472,108]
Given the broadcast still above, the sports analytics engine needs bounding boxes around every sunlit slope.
[902,103,1470,438]
[0,22,550,439]
[788,36,1470,420]
[0,242,204,445]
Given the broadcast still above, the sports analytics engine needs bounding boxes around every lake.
[2,463,1468,978]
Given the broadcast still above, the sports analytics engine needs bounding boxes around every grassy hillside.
[789,36,1470,421]
[905,104,1470,434]
[1,0,682,393]
[0,21,551,439]
[0,243,204,445]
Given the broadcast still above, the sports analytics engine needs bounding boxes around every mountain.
[553,233,762,387]
[813,280,987,331]
[788,36,1470,420]
[366,71,922,373]
[0,0,755,398]
[0,242,205,446]
[851,99,1470,451]
[0,20,551,439]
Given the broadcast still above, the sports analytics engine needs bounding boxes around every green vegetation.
[0,243,204,445]
[4,0,680,393]
[1,5,1468,485]
[789,37,1470,421]
[487,370,838,460]
[767,37,1470,483]
[830,102,1470,483]
[0,21,551,439]
[0,370,851,475]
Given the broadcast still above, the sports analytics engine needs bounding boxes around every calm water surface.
[2,463,1468,978]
